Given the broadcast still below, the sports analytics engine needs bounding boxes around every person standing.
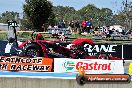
[81,21,86,32]
[69,21,75,34]
[75,20,80,34]
[86,21,92,33]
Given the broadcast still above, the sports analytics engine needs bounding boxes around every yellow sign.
[128,63,132,75]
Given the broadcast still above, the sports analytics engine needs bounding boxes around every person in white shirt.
[52,29,56,38]
[59,33,65,41]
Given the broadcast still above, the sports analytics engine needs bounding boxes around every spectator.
[117,28,123,34]
[51,29,56,38]
[48,25,52,28]
[93,27,98,35]
[58,20,66,28]
[69,21,75,33]
[59,33,65,41]
[86,21,92,33]
[55,31,59,38]
[106,30,111,39]
[122,30,125,35]
[109,28,114,35]
[58,21,62,28]
[75,21,80,34]
[54,25,58,28]
[81,21,86,32]
[61,20,66,28]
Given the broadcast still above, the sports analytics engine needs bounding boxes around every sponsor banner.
[54,58,124,74]
[83,44,132,60]
[0,57,130,79]
[0,41,131,60]
[76,74,131,83]
[1,41,132,60]
[0,56,53,72]
[84,44,122,59]
[123,45,132,60]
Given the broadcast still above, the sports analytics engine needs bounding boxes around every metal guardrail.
[47,28,71,34]
[93,34,132,40]
[111,35,130,40]
[0,31,49,34]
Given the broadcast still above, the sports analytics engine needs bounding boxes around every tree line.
[0,0,131,31]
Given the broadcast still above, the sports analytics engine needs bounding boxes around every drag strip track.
[0,78,131,88]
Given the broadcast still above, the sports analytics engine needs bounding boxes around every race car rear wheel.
[23,43,43,57]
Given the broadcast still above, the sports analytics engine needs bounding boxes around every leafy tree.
[23,0,54,31]
[99,8,113,26]
[114,1,132,28]
[78,4,113,27]
[53,6,76,21]
[78,4,100,20]
[20,13,33,30]
[48,12,56,26]
[112,13,127,26]
[0,11,19,23]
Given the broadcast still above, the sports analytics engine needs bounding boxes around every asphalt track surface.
[0,61,131,88]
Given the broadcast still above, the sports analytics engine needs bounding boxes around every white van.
[109,25,124,33]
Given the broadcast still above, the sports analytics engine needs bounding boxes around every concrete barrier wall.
[0,78,131,88]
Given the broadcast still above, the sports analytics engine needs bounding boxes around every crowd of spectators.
[48,20,116,40]
[47,20,128,40]
[47,20,93,34]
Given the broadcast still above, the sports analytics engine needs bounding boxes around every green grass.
[20,32,32,38]
[72,34,93,39]
[0,31,132,44]
[0,33,7,40]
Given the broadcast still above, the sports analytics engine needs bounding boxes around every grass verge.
[0,31,132,44]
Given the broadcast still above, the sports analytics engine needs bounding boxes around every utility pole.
[125,0,129,29]
[123,0,128,29]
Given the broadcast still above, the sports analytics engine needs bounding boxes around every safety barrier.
[0,57,131,88]
[0,57,129,79]
[1,41,132,60]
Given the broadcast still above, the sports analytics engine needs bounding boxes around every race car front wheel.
[23,43,43,57]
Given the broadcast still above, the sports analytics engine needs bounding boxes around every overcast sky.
[0,0,131,14]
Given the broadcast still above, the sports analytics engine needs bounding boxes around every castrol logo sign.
[54,58,124,74]
[76,62,111,71]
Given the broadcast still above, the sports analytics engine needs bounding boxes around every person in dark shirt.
[75,21,80,33]
[86,21,93,33]
[69,21,75,33]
